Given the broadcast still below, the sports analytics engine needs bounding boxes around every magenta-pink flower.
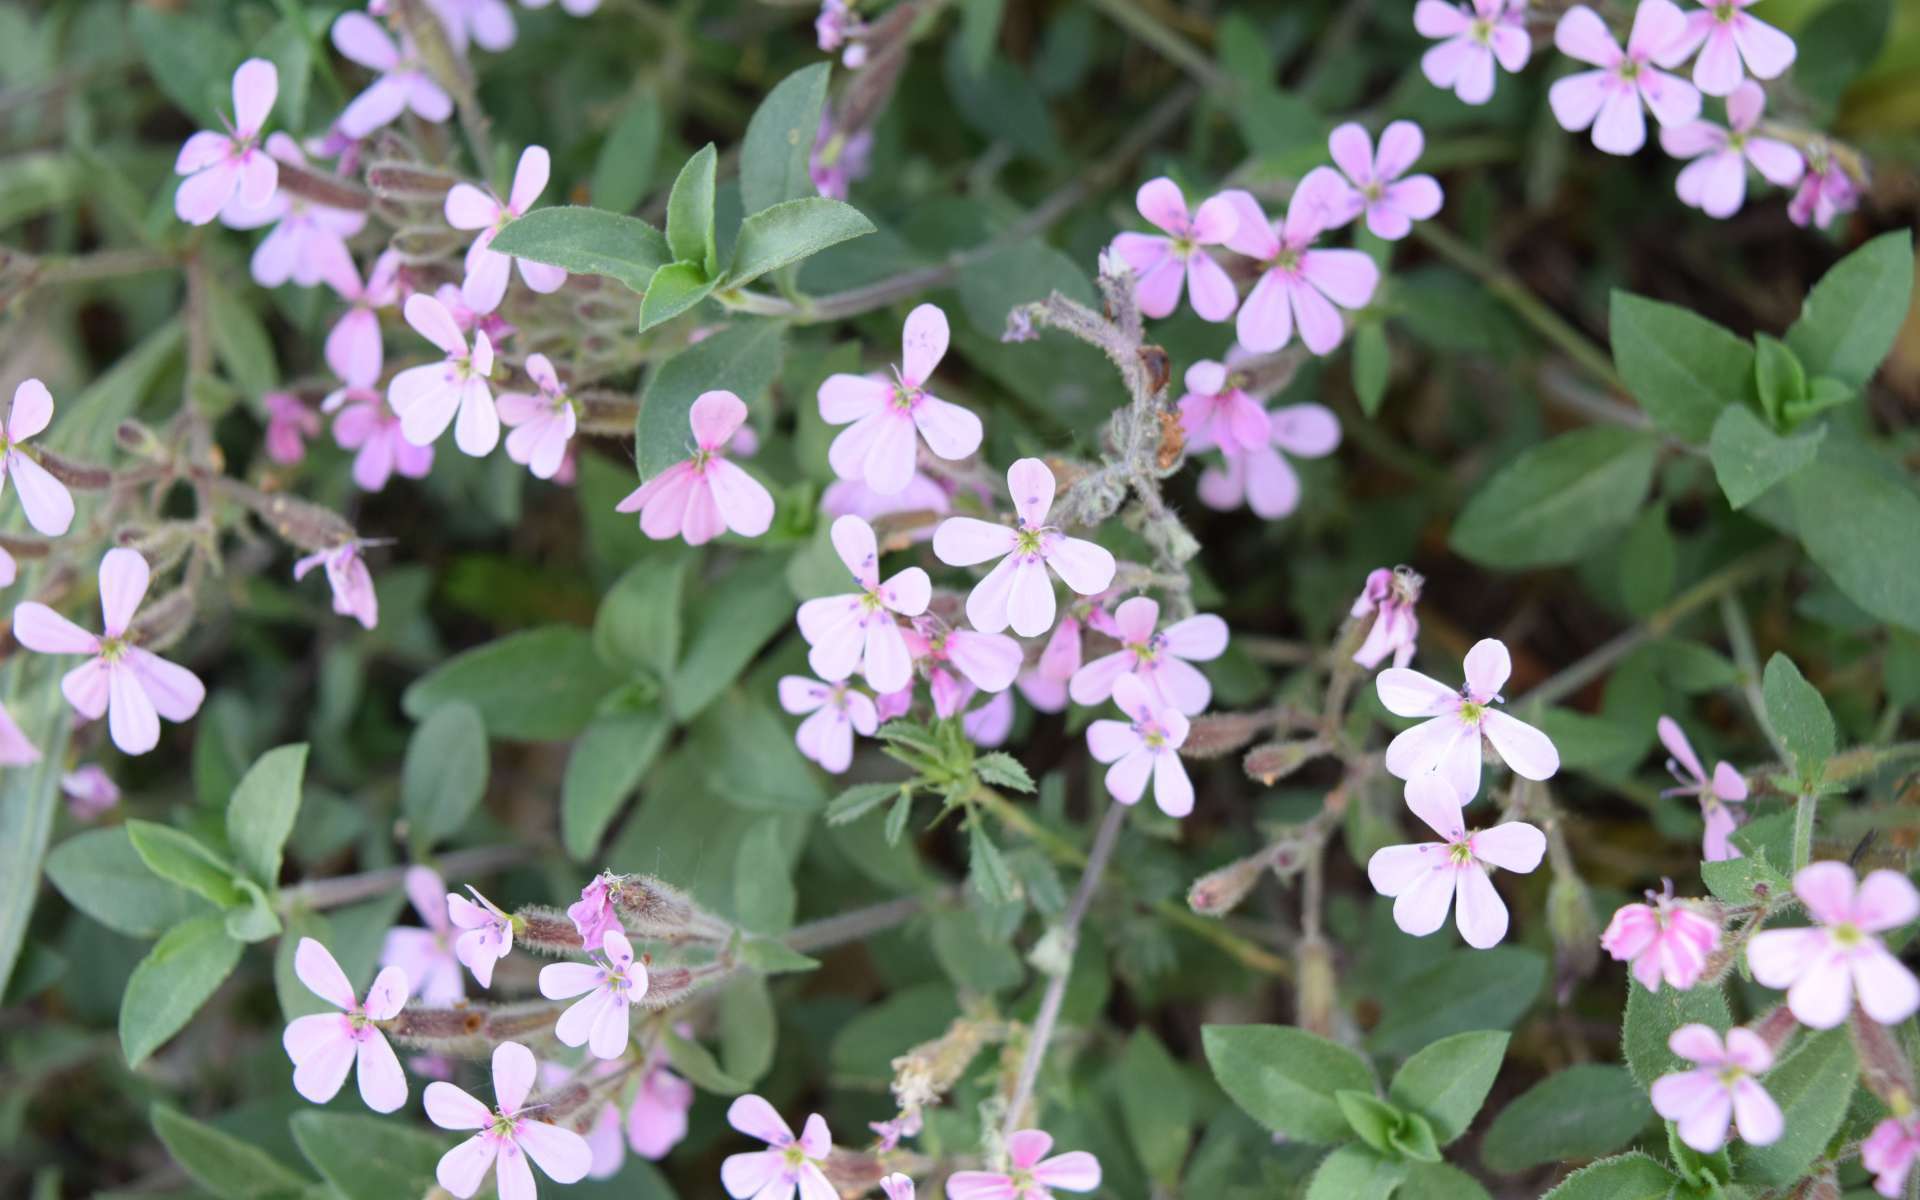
[1659,82,1804,219]
[61,765,118,819]
[331,12,454,138]
[1650,1024,1783,1152]
[567,872,620,952]
[1746,861,1920,1029]
[796,515,930,693]
[721,1094,835,1200]
[391,292,498,456]
[616,390,775,545]
[880,1174,914,1200]
[498,353,576,480]
[447,884,514,987]
[1069,596,1226,716]
[445,146,567,314]
[295,541,378,630]
[906,624,1023,719]
[522,0,601,16]
[1219,181,1378,355]
[4,379,76,536]
[327,387,435,491]
[1324,121,1445,240]
[1086,674,1194,818]
[322,249,403,388]
[1788,145,1859,231]
[1377,637,1559,801]
[1351,566,1421,670]
[1601,892,1720,992]
[779,676,881,774]
[263,391,322,466]
[947,1128,1102,1200]
[933,458,1116,638]
[625,1054,694,1160]
[819,304,981,496]
[222,134,363,286]
[1177,361,1270,456]
[1670,0,1795,96]
[1550,2,1702,156]
[427,1042,592,1200]
[381,865,465,1005]
[283,937,410,1112]
[1367,774,1545,948]
[538,929,648,1059]
[1414,0,1530,105]
[1110,178,1240,322]
[14,549,206,755]
[1197,401,1342,520]
[1864,1116,1920,1198]
[174,59,279,225]
[1655,715,1748,861]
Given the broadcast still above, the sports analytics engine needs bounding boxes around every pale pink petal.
[1189,193,1239,244]
[588,987,632,1058]
[797,1113,831,1160]
[948,630,1022,692]
[1463,638,1511,699]
[1733,15,1795,81]
[1854,870,1920,933]
[1270,403,1342,456]
[283,1012,346,1064]
[1404,773,1467,840]
[1786,948,1854,1029]
[13,602,98,655]
[1185,253,1239,322]
[338,75,411,139]
[1640,70,1702,130]
[721,1148,788,1199]
[9,453,74,537]
[878,567,930,617]
[964,554,1021,634]
[1161,614,1228,662]
[945,1173,1017,1200]
[488,1041,536,1114]
[1328,123,1375,185]
[1745,137,1804,186]
[1152,751,1193,817]
[862,619,913,693]
[1627,0,1689,60]
[1131,253,1185,319]
[1795,861,1859,925]
[1556,5,1623,66]
[445,183,501,231]
[356,1031,408,1112]
[690,390,747,450]
[1069,652,1133,708]
[1007,458,1056,528]
[61,660,111,720]
[934,517,1018,566]
[405,293,468,356]
[1392,864,1456,936]
[1854,950,1920,1026]
[1235,271,1293,353]
[1651,1069,1729,1151]
[363,965,410,1020]
[1482,710,1559,780]
[1692,27,1743,96]
[1287,276,1345,355]
[1385,716,1469,784]
[295,937,358,1009]
[460,243,512,316]
[819,374,889,424]
[861,410,918,496]
[1729,1077,1783,1146]
[1549,71,1612,135]
[1109,232,1171,275]
[728,1094,795,1147]
[508,145,550,215]
[436,1135,498,1199]
[1006,1130,1053,1170]
[677,477,725,545]
[1745,926,1825,988]
[708,462,774,538]
[519,1120,593,1184]
[1084,718,1139,764]
[1454,865,1510,948]
[1472,821,1547,873]
[126,648,204,722]
[175,160,240,225]
[911,395,982,461]
[1135,177,1190,235]
[1376,668,1457,717]
[900,303,948,386]
[292,1032,357,1104]
[175,131,233,175]
[1414,0,1470,36]
[1044,536,1116,596]
[8,379,53,442]
[539,961,604,1000]
[1657,715,1706,783]
[1369,843,1442,895]
[1103,747,1153,805]
[332,11,399,68]
[1006,558,1057,639]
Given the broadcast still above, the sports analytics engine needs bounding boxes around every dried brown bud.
[1788,1166,1840,1200]
[1154,407,1184,471]
[382,1003,491,1056]
[116,420,161,457]
[1243,739,1325,786]
[1138,345,1171,397]
[1188,854,1267,917]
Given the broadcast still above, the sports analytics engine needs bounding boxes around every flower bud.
[514,906,585,954]
[35,449,113,490]
[1243,739,1322,786]
[1188,853,1266,917]
[1181,712,1280,760]
[366,162,459,200]
[1753,1003,1800,1053]
[1294,936,1338,1039]
[1547,874,1599,1002]
[1850,1008,1918,1110]
[613,874,734,943]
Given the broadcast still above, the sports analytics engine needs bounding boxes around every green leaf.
[207,276,278,397]
[562,708,671,859]
[968,822,1014,904]
[1621,978,1729,1089]
[1303,1144,1407,1200]
[1116,1030,1193,1186]
[46,826,206,938]
[0,697,64,994]
[1785,230,1915,391]
[1387,1030,1508,1145]
[733,819,798,934]
[1762,653,1836,786]
[1616,504,1674,618]
[403,626,624,741]
[125,820,245,909]
[1731,1028,1859,1185]
[1449,428,1659,569]
[665,144,718,275]
[931,908,1024,993]
[402,706,487,852]
[637,261,718,332]
[974,752,1034,793]
[668,553,795,721]
[884,788,913,845]
[636,319,787,480]
[1480,1064,1653,1173]
[825,782,903,825]
[1335,1090,1403,1155]
[289,1111,446,1200]
[1707,405,1824,509]
[1353,323,1389,417]
[718,975,777,1085]
[120,914,244,1066]
[224,877,283,942]
[1202,1023,1377,1144]
[1752,333,1807,425]
[1609,291,1754,442]
[1369,947,1546,1056]
[1398,1161,1491,1200]
[740,63,830,215]
[1700,849,1792,907]
[594,557,688,676]
[151,1104,314,1200]
[941,37,1058,160]
[132,6,241,128]
[726,197,875,289]
[591,94,662,215]
[662,1027,748,1094]
[490,206,672,293]
[737,936,820,974]
[1794,0,1893,118]
[1388,1111,1441,1163]
[226,744,308,886]
[1786,437,1920,634]
[1539,1152,1677,1200]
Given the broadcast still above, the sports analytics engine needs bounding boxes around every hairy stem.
[1720,590,1793,766]
[784,891,950,955]
[1792,792,1817,872]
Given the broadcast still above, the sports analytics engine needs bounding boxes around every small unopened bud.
[1294,936,1337,1038]
[1184,715,1290,760]
[244,488,357,553]
[277,161,371,211]
[1188,854,1267,917]
[383,1004,489,1056]
[639,965,708,1010]
[1244,739,1322,786]
[1753,1003,1800,1053]
[533,1081,593,1123]
[117,420,161,458]
[366,162,459,200]
[1851,1007,1918,1109]
[613,874,734,943]
[1548,874,1599,1003]
[34,449,112,490]
[130,586,196,651]
[515,906,585,955]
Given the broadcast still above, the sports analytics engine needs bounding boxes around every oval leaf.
[1202,1024,1377,1144]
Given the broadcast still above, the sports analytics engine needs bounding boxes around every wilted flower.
[295,541,378,630]
[1351,566,1421,670]
[381,865,465,1005]
[448,885,514,987]
[1788,144,1859,231]
[567,872,620,952]
[1601,891,1720,992]
[1655,715,1748,861]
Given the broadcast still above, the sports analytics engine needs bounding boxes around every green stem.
[1720,591,1792,766]
[1083,0,1228,91]
[1792,792,1817,871]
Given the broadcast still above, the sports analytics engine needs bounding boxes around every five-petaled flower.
[1655,715,1748,861]
[906,624,1023,719]
[498,353,577,480]
[1670,0,1796,96]
[381,865,466,1005]
[448,884,515,987]
[1069,595,1227,716]
[947,1128,1103,1200]
[796,514,930,693]
[222,134,363,287]
[1351,566,1422,670]
[1863,1116,1920,1199]
[1219,180,1378,355]
[818,303,982,496]
[3,379,76,536]
[427,1041,593,1200]
[391,292,499,456]
[1746,861,1920,1029]
[1788,144,1859,230]
[1177,361,1271,457]
[1414,0,1531,105]
[539,929,649,1059]
[1376,637,1560,801]
[1600,890,1721,992]
[445,146,568,314]
[933,458,1116,638]
[1196,401,1343,520]
[331,12,454,138]
[1550,2,1702,156]
[720,1094,835,1200]
[1367,774,1546,948]
[1086,674,1195,818]
[295,541,379,630]
[1110,177,1241,322]
[779,676,882,774]
[283,937,410,1112]
[1659,81,1804,219]
[174,59,279,225]
[615,390,776,545]
[1323,121,1446,240]
[1649,1024,1783,1153]
[327,387,435,491]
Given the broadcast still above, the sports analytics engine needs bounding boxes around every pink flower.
[498,353,576,480]
[933,458,1116,638]
[327,387,436,490]
[521,0,600,16]
[779,676,881,773]
[1196,401,1342,519]
[1377,637,1559,801]
[322,249,403,388]
[796,515,929,692]
[263,392,322,466]
[815,0,863,52]
[61,765,118,820]
[223,135,363,286]
[0,702,37,767]
[445,146,567,314]
[1415,0,1531,105]
[1551,2,1702,156]
[14,549,206,755]
[963,690,1014,747]
[1109,178,1240,321]
[1656,715,1748,861]
[538,929,648,1059]
[426,0,517,54]
[819,304,981,496]
[1788,146,1859,231]
[1086,674,1194,817]
[448,884,514,987]
[390,292,498,456]
[427,1042,592,1200]
[870,1111,922,1151]
[1746,861,1920,1029]
[1219,181,1378,355]
[615,390,776,545]
[1601,893,1720,992]
[435,281,517,345]
[1351,566,1421,670]
[295,541,379,630]
[947,1128,1102,1200]
[1670,0,1795,96]
[1863,1116,1920,1198]
[3,379,76,536]
[821,471,951,542]
[567,872,620,952]
[1649,1024,1783,1152]
[1069,596,1226,715]
[625,1054,694,1160]
[880,1174,914,1200]
[283,937,410,1112]
[1323,121,1445,240]
[1178,361,1270,456]
[1367,774,1546,948]
[907,624,1023,719]
[1659,82,1804,219]
[381,865,465,1005]
[331,12,454,138]
[174,59,279,225]
[0,545,13,587]
[810,115,873,201]
[721,1095,834,1200]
